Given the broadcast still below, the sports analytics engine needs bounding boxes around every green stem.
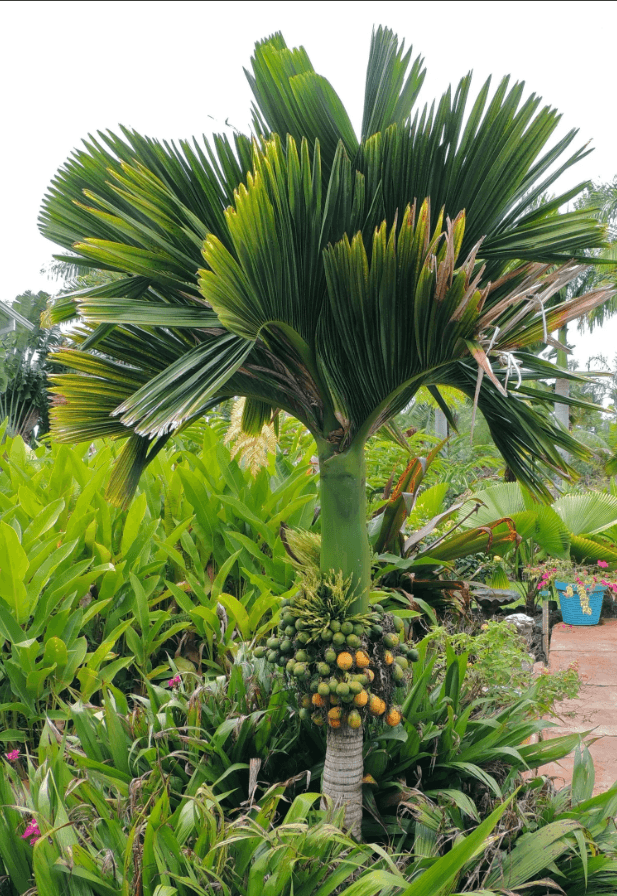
[318,443,371,614]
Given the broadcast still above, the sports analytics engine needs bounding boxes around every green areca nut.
[392,663,405,682]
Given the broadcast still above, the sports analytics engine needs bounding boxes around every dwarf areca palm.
[40,28,613,831]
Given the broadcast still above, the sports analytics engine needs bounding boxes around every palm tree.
[552,181,617,438]
[0,291,62,441]
[40,28,614,831]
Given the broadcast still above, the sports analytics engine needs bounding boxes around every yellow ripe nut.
[368,694,386,716]
[300,695,312,710]
[336,652,354,671]
[312,693,326,708]
[385,706,403,727]
[347,709,362,729]
[328,706,342,727]
[353,689,369,707]
[355,650,370,669]
[384,650,394,666]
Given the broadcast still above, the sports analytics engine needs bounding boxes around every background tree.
[40,28,614,829]
[552,180,617,436]
[0,291,62,441]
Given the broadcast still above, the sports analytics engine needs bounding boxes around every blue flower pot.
[555,581,605,625]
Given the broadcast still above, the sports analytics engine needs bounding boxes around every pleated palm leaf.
[40,28,614,831]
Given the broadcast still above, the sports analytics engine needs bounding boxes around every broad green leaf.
[42,636,68,669]
[121,491,148,556]
[0,521,30,622]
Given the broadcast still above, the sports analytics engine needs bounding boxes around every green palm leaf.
[569,535,617,564]
[361,27,426,139]
[553,493,617,536]
[39,29,613,503]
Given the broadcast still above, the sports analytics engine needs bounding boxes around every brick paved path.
[540,618,617,793]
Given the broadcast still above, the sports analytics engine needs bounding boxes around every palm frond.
[38,29,613,501]
[361,26,426,139]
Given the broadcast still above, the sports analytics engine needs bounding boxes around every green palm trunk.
[319,445,371,613]
[318,445,370,832]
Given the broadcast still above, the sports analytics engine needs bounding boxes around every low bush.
[0,425,317,746]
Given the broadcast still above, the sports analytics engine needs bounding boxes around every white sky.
[2,0,616,367]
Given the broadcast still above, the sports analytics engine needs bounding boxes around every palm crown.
[41,27,612,506]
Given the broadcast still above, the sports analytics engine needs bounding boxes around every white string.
[500,351,523,390]
[486,325,500,352]
[536,296,549,342]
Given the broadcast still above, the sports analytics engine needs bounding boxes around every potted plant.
[530,561,617,626]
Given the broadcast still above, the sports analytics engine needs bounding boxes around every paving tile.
[549,651,617,685]
[539,618,617,794]
[550,619,617,651]
[535,737,617,794]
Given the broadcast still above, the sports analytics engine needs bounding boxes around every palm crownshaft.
[40,27,614,830]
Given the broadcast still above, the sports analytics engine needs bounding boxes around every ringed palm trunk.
[318,443,371,836]
[554,325,571,460]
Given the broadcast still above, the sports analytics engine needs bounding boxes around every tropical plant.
[548,180,617,438]
[456,480,617,613]
[40,26,614,829]
[0,291,62,441]
[0,425,317,745]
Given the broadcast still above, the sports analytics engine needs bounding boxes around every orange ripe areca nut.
[328,705,342,727]
[386,706,403,727]
[355,650,370,668]
[368,694,386,716]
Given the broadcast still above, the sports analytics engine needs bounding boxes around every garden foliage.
[0,424,316,738]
